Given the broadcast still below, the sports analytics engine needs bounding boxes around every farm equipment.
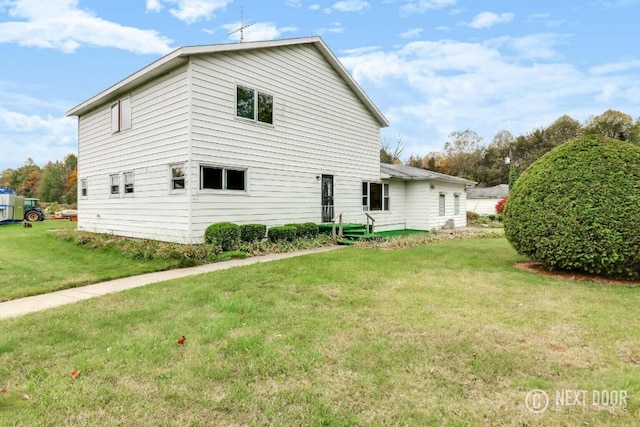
[0,187,45,224]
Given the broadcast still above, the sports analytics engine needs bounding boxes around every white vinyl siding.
[76,64,192,242]
[188,44,381,237]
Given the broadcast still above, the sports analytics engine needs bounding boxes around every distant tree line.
[382,109,640,187]
[1,154,77,204]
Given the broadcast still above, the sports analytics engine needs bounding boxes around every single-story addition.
[466,184,509,215]
[67,36,474,243]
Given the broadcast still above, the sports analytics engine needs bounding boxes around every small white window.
[171,164,185,190]
[439,193,446,216]
[454,193,460,215]
[124,171,134,194]
[111,97,132,133]
[80,179,88,197]
[110,174,120,195]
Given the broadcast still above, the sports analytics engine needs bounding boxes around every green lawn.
[0,221,181,301]
[1,238,639,425]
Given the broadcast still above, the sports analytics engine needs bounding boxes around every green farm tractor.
[0,188,45,224]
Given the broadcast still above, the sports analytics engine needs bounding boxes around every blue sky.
[1,0,640,170]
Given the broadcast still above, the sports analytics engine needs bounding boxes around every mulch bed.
[514,262,640,287]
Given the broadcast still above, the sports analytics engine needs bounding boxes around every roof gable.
[66,36,389,127]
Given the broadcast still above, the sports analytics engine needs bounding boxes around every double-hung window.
[236,85,273,124]
[454,193,460,215]
[124,171,134,194]
[111,97,131,133]
[171,164,185,190]
[80,179,88,197]
[201,165,246,191]
[110,174,120,195]
[439,193,446,216]
[362,182,390,211]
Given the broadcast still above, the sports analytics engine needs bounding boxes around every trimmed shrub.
[299,222,319,238]
[240,223,267,242]
[285,222,319,239]
[268,225,297,242]
[503,135,640,280]
[204,222,240,251]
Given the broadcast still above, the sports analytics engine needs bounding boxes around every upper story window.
[362,182,390,211]
[111,97,131,134]
[236,85,273,124]
[80,179,88,197]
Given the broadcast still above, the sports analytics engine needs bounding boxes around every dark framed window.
[236,85,273,124]
[80,179,87,197]
[439,193,446,216]
[201,166,246,191]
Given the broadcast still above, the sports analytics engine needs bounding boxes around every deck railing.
[365,213,375,234]
[331,212,343,244]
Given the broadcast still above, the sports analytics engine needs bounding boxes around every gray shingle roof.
[380,163,476,186]
[466,184,509,198]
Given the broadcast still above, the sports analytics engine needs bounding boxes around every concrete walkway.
[0,246,342,321]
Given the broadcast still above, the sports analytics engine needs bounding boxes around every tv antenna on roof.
[228,7,254,43]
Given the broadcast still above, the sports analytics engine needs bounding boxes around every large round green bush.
[503,135,640,280]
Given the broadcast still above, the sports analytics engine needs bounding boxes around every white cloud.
[316,22,344,34]
[338,36,638,158]
[590,59,640,75]
[0,0,173,55]
[146,0,163,12]
[332,0,370,12]
[0,108,77,169]
[167,0,233,24]
[401,0,457,15]
[436,26,451,32]
[285,0,303,7]
[468,11,514,29]
[221,21,297,42]
[399,28,423,39]
[308,4,321,10]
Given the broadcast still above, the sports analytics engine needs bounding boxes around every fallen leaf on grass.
[177,335,186,345]
[70,370,81,379]
[0,389,9,396]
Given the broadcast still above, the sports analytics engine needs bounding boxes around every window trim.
[454,193,460,215]
[170,164,186,192]
[123,171,134,196]
[439,192,446,216]
[235,84,273,125]
[80,178,88,198]
[111,96,132,134]
[110,173,120,196]
[200,164,248,192]
[362,181,390,212]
